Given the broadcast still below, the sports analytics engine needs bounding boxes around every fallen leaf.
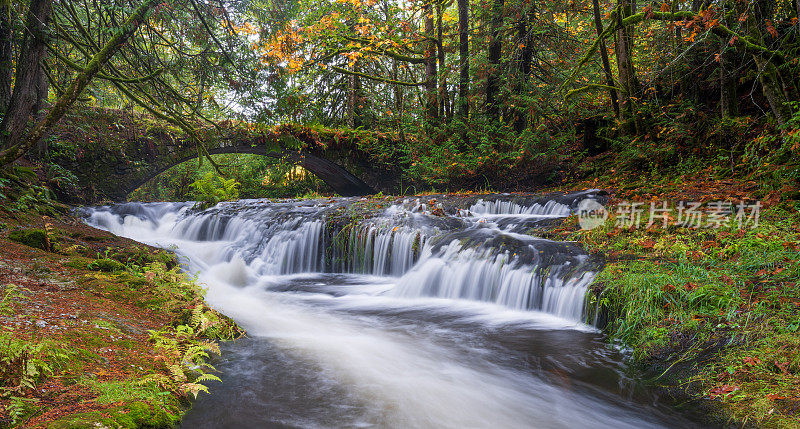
[709,384,738,397]
[743,356,761,366]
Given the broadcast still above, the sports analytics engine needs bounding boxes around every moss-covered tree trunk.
[0,0,12,115]
[436,1,449,120]
[423,2,439,123]
[0,0,52,157]
[33,54,51,157]
[513,6,533,133]
[457,0,469,119]
[392,58,403,127]
[592,0,619,118]
[486,0,505,123]
[347,62,363,128]
[614,0,640,131]
[746,0,793,126]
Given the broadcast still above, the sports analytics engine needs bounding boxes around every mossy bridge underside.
[52,122,403,203]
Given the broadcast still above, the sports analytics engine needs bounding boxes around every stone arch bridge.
[51,116,403,203]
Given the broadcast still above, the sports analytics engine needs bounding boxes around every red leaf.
[765,20,778,38]
[709,384,738,397]
[782,242,800,252]
[743,356,761,366]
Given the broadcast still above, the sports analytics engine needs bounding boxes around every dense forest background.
[0,0,798,200]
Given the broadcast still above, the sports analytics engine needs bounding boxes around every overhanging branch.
[330,65,424,86]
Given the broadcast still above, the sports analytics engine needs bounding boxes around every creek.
[83,191,698,428]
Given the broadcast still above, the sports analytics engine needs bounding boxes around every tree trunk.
[522,7,533,79]
[592,0,619,117]
[0,0,164,166]
[486,0,504,122]
[457,0,469,118]
[614,0,640,131]
[423,2,438,123]
[0,0,52,155]
[747,0,793,126]
[347,71,355,127]
[436,1,449,120]
[33,54,51,157]
[754,56,792,125]
[346,62,362,128]
[513,15,528,132]
[0,0,12,114]
[392,59,402,128]
[719,43,738,118]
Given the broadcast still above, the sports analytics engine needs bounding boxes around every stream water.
[83,192,699,428]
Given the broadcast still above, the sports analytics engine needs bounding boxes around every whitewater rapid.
[83,193,696,428]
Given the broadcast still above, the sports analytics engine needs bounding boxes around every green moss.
[84,379,175,407]
[109,247,177,269]
[46,401,180,429]
[8,228,49,250]
[87,258,126,272]
[65,257,92,269]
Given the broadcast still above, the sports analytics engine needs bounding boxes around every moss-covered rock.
[46,401,180,429]
[8,228,50,250]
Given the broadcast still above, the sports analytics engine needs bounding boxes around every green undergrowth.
[570,207,800,427]
[0,237,242,427]
[0,327,72,426]
[0,167,70,219]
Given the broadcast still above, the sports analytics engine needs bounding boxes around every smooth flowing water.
[83,192,698,429]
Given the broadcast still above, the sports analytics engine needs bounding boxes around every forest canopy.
[0,0,798,193]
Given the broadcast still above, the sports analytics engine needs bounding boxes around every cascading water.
[82,190,699,428]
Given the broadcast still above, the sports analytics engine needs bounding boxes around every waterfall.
[81,192,700,428]
[82,191,603,322]
[391,240,596,320]
[334,224,425,275]
[466,198,571,217]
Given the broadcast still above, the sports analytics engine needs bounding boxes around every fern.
[146,323,224,399]
[7,396,40,426]
[0,330,69,400]
[180,382,210,399]
[189,172,240,209]
[0,284,28,316]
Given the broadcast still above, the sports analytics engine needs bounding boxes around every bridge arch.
[50,126,397,203]
[135,146,376,201]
